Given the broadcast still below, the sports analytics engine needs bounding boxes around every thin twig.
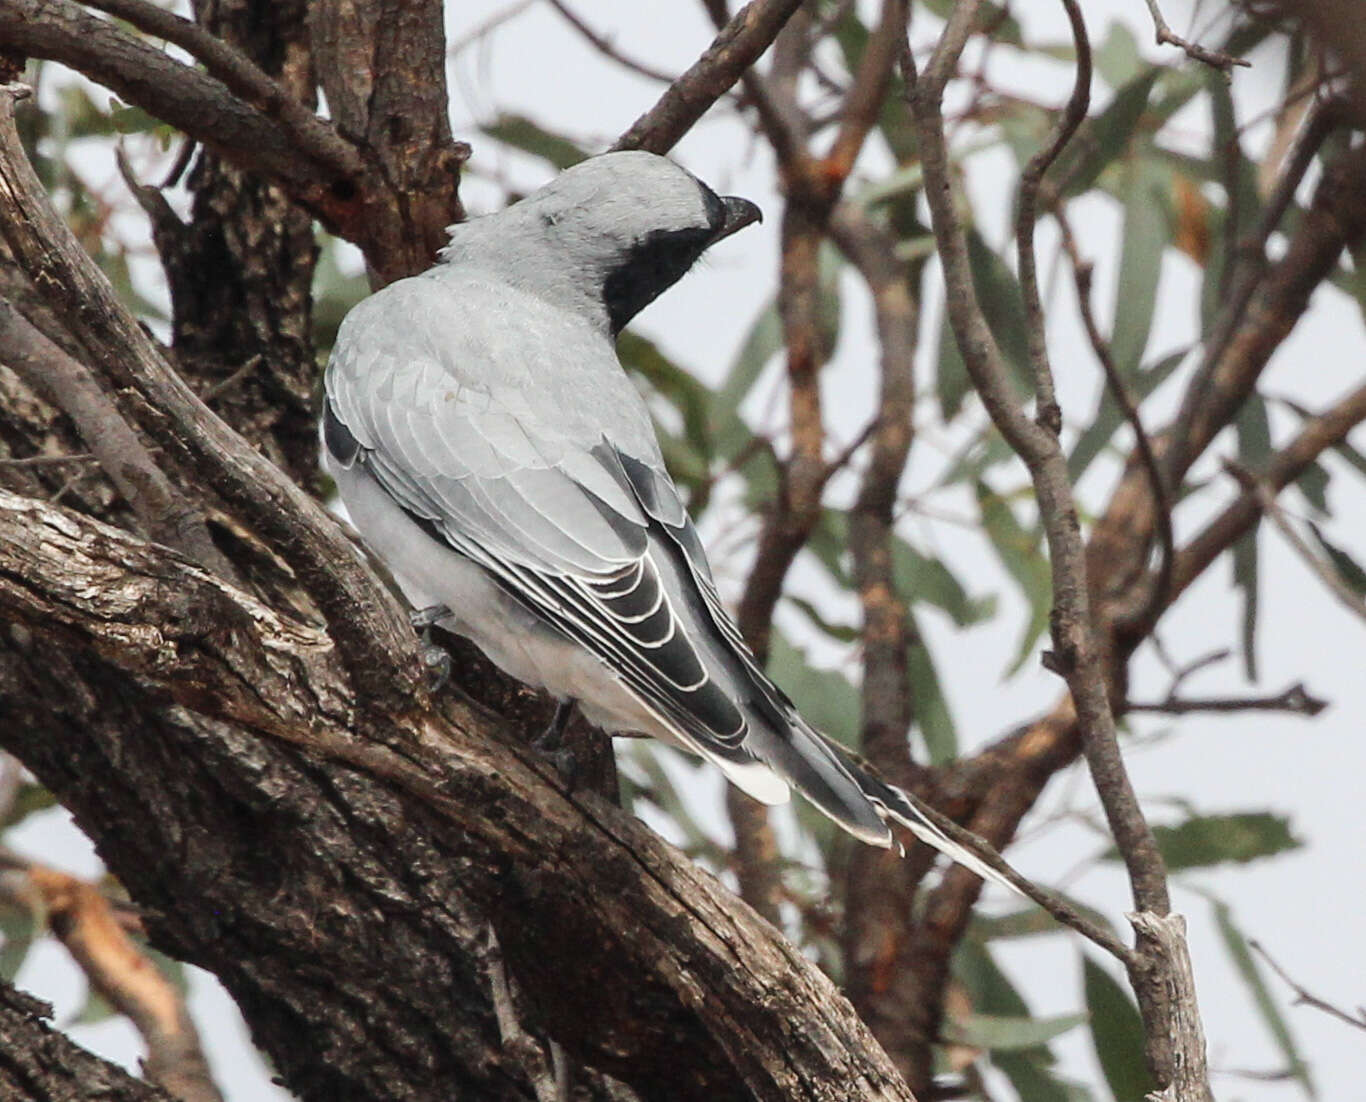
[82,0,361,180]
[0,294,235,579]
[1140,0,1250,72]
[546,1,677,83]
[0,451,97,466]
[1056,212,1174,632]
[1,849,224,1102]
[1127,682,1327,716]
[907,796,1138,967]
[1250,939,1366,1034]
[613,0,805,154]
[1015,0,1091,436]
[1224,459,1366,623]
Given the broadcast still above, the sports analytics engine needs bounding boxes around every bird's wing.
[324,276,796,789]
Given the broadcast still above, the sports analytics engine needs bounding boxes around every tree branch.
[0,488,917,1102]
[0,82,424,717]
[0,854,223,1102]
[0,981,173,1102]
[0,294,234,580]
[613,0,805,154]
[905,4,1211,1093]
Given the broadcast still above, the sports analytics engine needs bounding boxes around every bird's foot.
[420,641,452,693]
[409,604,449,632]
[533,700,579,788]
[410,604,452,692]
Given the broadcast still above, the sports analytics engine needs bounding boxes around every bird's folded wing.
[324,340,772,768]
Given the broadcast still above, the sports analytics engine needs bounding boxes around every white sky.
[11,2,1366,1100]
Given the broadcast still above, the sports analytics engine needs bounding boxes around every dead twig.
[1140,0,1250,72]
[1127,681,1327,716]
[613,0,805,154]
[1250,939,1366,1034]
[1,849,223,1102]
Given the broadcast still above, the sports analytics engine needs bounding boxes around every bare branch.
[1169,380,1366,605]
[1251,939,1366,1034]
[82,0,361,181]
[613,0,805,154]
[4,854,225,1102]
[0,295,235,580]
[0,82,425,716]
[1140,0,1250,72]
[1055,212,1173,632]
[0,982,172,1102]
[1225,459,1366,624]
[546,1,677,83]
[1127,682,1328,716]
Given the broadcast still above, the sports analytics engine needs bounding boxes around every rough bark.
[0,982,172,1102]
[0,490,915,1102]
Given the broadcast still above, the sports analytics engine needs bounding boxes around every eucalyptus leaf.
[1102,812,1302,870]
[945,1011,1088,1051]
[1210,897,1317,1099]
[1082,955,1155,1101]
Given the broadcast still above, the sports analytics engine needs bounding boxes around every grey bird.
[322,150,1004,882]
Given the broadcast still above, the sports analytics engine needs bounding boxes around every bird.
[322,150,1007,886]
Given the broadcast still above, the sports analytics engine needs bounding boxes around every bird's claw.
[410,604,452,692]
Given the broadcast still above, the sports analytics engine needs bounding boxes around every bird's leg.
[533,699,579,786]
[408,604,452,691]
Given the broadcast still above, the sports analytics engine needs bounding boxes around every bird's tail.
[765,718,1020,895]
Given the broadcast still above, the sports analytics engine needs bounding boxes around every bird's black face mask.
[602,186,761,335]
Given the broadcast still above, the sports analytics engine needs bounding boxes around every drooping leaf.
[1307,522,1366,598]
[1234,397,1271,679]
[1068,347,1187,482]
[1110,159,1170,378]
[480,113,588,169]
[1,780,56,829]
[891,537,996,627]
[1056,68,1163,198]
[945,1012,1088,1052]
[1093,21,1143,87]
[0,908,35,982]
[785,594,860,644]
[1296,460,1331,516]
[1210,897,1317,1099]
[995,1051,1096,1102]
[908,622,958,765]
[1082,955,1155,1101]
[766,630,860,751]
[971,895,1116,942]
[1102,812,1302,871]
[975,481,1051,675]
[936,230,1033,419]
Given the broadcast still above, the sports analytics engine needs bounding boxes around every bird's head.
[448,151,762,335]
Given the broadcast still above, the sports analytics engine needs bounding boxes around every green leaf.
[0,908,35,982]
[908,623,958,765]
[975,481,1051,675]
[995,1051,1096,1102]
[972,895,1116,942]
[1068,348,1187,482]
[945,1012,1087,1051]
[1110,159,1170,378]
[1210,897,1317,1098]
[1235,397,1271,679]
[891,538,995,627]
[480,113,588,169]
[936,231,1033,419]
[1307,523,1366,597]
[312,237,371,355]
[785,595,860,644]
[1094,21,1143,87]
[1056,68,1162,198]
[767,630,860,751]
[2,781,56,829]
[954,937,1031,1018]
[1103,812,1302,871]
[712,297,781,456]
[1296,460,1331,516]
[1082,955,1155,1101]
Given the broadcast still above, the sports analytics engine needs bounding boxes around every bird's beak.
[713,196,762,242]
